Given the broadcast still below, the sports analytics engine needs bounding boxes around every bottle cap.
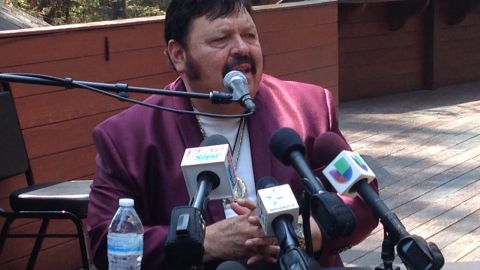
[119,198,134,207]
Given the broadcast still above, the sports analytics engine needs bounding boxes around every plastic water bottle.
[108,198,144,270]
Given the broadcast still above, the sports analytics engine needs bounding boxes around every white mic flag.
[181,143,237,201]
[322,150,376,197]
[257,184,299,236]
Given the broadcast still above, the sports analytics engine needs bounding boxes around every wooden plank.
[348,99,480,168]
[339,3,391,24]
[340,71,423,101]
[374,107,480,157]
[340,45,423,67]
[0,21,165,68]
[22,111,120,159]
[459,246,480,262]
[0,175,27,199]
[3,46,170,98]
[342,163,480,264]
[340,82,480,143]
[0,238,83,269]
[438,36,480,56]
[347,175,480,266]
[340,15,423,39]
[428,209,480,250]
[279,65,338,90]
[266,43,338,76]
[254,3,337,33]
[378,133,480,200]
[340,80,480,267]
[410,202,480,263]
[438,23,480,41]
[261,23,338,55]
[0,219,83,264]
[340,30,424,53]
[341,57,422,82]
[13,90,131,129]
[28,145,97,183]
[438,67,480,86]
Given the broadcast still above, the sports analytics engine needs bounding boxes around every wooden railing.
[339,0,480,101]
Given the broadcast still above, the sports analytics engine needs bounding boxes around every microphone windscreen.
[223,70,247,89]
[216,260,247,270]
[200,134,230,147]
[313,132,351,168]
[269,127,305,165]
[256,176,279,190]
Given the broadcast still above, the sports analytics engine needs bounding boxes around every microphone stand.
[356,180,444,270]
[375,230,400,270]
[0,73,233,103]
[300,191,314,256]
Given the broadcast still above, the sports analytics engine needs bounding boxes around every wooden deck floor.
[338,81,480,269]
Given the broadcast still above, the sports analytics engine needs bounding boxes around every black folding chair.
[0,82,92,269]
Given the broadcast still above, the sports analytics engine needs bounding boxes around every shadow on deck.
[339,80,480,269]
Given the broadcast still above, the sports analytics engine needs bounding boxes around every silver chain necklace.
[195,116,248,205]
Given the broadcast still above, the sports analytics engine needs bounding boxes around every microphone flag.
[257,184,299,235]
[181,143,236,200]
[322,150,376,197]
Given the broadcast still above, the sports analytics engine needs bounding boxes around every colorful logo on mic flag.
[329,157,352,183]
[265,193,284,207]
[352,153,369,172]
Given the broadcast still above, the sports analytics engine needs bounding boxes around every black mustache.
[222,56,256,77]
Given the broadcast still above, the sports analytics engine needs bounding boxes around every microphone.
[216,260,247,270]
[223,70,256,113]
[316,132,445,270]
[256,176,322,270]
[269,127,356,239]
[165,135,236,270]
[181,134,236,203]
[256,176,299,240]
[316,132,408,240]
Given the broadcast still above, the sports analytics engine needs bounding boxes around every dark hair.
[164,0,253,47]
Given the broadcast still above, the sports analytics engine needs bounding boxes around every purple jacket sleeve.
[88,126,170,270]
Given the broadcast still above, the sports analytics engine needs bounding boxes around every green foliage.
[4,0,170,25]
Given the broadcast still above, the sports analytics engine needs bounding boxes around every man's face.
[175,7,263,99]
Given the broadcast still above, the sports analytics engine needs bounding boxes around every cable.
[3,73,254,119]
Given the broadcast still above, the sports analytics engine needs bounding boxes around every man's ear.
[167,40,186,73]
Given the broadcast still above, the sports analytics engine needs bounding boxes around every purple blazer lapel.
[247,94,275,184]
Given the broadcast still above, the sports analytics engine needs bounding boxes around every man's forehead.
[201,6,250,22]
[192,8,253,29]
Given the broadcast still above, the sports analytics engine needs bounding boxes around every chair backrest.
[0,83,34,184]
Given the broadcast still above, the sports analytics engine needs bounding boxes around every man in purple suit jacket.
[87,0,378,269]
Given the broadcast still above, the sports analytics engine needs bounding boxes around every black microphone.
[269,127,356,239]
[223,70,256,113]
[315,132,445,270]
[189,135,225,211]
[256,176,322,270]
[216,260,247,270]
